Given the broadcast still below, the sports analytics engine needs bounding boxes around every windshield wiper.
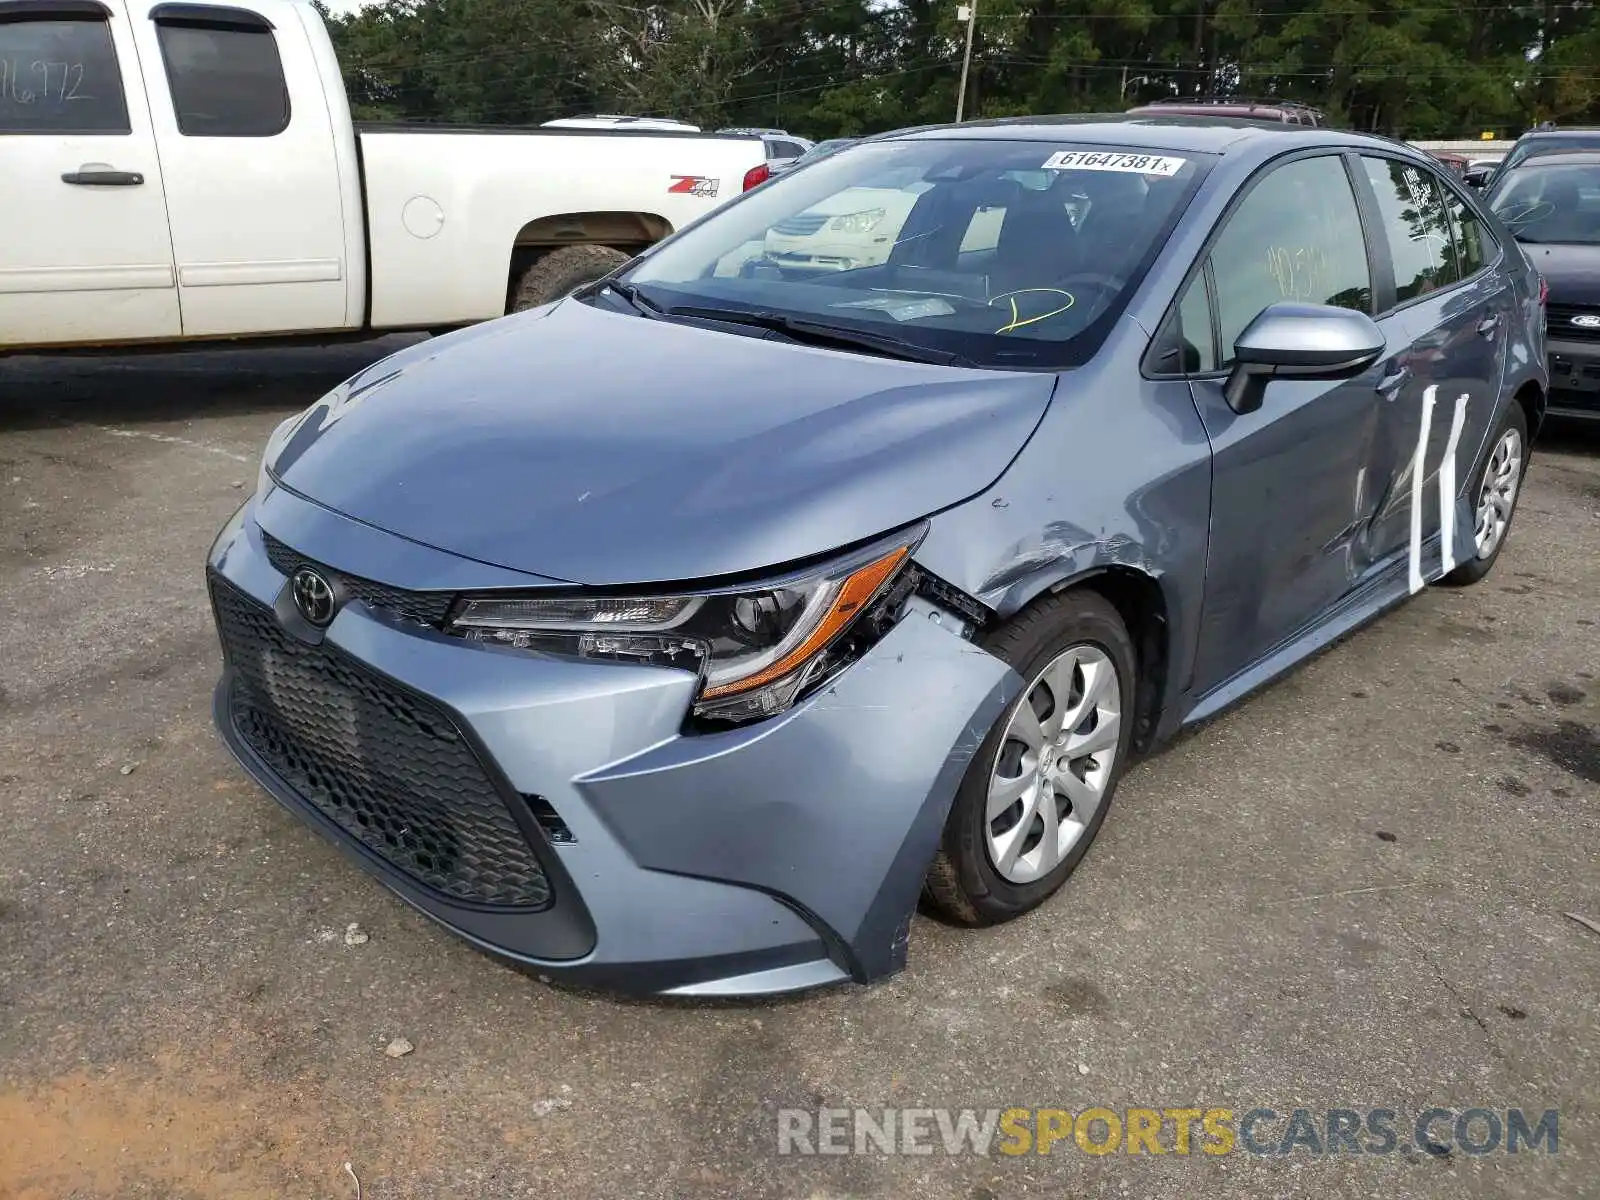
[600,280,665,318]
[660,304,971,366]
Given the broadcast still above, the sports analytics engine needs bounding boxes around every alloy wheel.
[984,644,1123,885]
[1473,426,1523,559]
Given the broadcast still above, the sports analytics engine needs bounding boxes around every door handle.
[62,169,144,186]
[1476,314,1502,337]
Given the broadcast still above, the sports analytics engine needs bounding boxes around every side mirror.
[1223,302,1386,415]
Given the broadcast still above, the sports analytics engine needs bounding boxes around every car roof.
[878,115,1405,158]
[1518,128,1600,140]
[1502,149,1600,167]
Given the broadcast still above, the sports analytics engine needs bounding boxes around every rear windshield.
[1490,161,1600,244]
[618,138,1210,369]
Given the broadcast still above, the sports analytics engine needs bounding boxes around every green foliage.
[318,0,1600,139]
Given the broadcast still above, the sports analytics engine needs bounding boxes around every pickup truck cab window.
[0,2,130,133]
[152,5,287,136]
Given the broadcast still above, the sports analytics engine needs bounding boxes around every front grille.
[212,574,552,909]
[1547,303,1600,342]
[772,212,829,236]
[261,532,456,628]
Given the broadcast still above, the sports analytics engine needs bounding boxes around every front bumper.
[1547,336,1600,420]
[207,488,1016,997]
[762,232,889,273]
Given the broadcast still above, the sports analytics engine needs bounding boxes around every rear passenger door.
[1169,152,1413,696]
[129,3,351,337]
[1353,155,1511,585]
[0,0,180,346]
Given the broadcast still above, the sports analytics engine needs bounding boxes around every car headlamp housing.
[829,207,887,234]
[445,527,925,724]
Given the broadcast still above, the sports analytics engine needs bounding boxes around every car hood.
[269,300,1055,586]
[1522,241,1600,307]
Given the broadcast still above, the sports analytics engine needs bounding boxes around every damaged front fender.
[576,601,1021,983]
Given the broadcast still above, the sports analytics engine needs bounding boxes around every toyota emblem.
[1571,313,1600,329]
[291,566,337,627]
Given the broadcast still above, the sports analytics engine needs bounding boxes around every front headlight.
[829,207,887,234]
[446,528,923,724]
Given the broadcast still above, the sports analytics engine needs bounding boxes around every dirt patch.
[1511,721,1600,785]
[0,1043,450,1200]
[1041,976,1110,1016]
[1547,682,1588,707]
[0,1057,325,1199]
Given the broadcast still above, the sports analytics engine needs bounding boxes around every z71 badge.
[668,175,721,198]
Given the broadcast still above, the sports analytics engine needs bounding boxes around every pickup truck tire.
[511,245,630,312]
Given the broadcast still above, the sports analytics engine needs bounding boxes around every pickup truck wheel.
[510,245,629,312]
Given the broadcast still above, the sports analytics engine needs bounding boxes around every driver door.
[1179,152,1409,696]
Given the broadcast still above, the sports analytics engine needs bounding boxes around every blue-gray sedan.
[208,117,1548,997]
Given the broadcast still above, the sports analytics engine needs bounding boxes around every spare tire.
[509,245,630,312]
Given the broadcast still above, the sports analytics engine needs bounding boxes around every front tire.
[1442,402,1529,586]
[509,245,630,313]
[924,590,1136,926]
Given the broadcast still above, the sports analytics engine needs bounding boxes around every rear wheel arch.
[1513,379,1546,441]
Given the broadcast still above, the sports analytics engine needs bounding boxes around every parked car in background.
[1488,127,1600,193]
[1488,149,1600,420]
[0,1,768,351]
[1126,96,1327,125]
[762,156,1140,273]
[210,117,1545,997]
[1430,151,1470,179]
[718,127,815,174]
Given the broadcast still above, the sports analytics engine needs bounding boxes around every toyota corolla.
[208,117,1546,996]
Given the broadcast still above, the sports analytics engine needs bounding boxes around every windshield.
[1490,162,1600,244]
[615,138,1209,369]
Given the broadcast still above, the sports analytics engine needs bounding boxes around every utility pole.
[956,1,978,123]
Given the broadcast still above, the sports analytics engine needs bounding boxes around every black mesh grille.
[261,532,456,628]
[212,574,552,910]
[1548,304,1600,342]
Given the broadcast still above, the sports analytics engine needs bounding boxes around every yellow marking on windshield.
[991,288,1076,334]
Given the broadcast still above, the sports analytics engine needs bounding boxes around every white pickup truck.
[0,0,770,350]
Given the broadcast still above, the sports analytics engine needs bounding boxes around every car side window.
[0,12,130,134]
[155,13,288,136]
[1360,157,1456,303]
[771,140,804,160]
[1208,155,1372,366]
[1176,273,1217,373]
[1441,187,1493,279]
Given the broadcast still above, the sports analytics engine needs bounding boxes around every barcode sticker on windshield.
[1041,151,1187,176]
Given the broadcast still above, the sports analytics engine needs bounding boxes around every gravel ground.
[2,341,1597,1200]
